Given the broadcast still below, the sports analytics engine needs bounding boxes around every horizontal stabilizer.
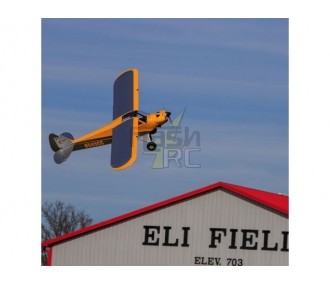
[54,144,74,164]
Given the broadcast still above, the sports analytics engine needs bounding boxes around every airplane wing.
[111,68,139,170]
[111,117,138,170]
[113,68,139,120]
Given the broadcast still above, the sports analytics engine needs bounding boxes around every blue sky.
[42,18,288,223]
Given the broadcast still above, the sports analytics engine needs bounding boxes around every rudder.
[49,132,74,164]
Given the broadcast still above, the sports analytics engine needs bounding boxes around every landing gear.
[147,141,157,151]
[140,133,157,151]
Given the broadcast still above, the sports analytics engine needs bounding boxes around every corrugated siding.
[51,188,288,265]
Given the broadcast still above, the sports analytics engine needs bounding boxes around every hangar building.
[42,181,289,266]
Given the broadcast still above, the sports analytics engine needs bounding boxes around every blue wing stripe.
[111,119,134,168]
[113,70,134,120]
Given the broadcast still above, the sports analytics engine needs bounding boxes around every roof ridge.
[42,181,288,247]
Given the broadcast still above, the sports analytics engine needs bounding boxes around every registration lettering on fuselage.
[84,140,105,148]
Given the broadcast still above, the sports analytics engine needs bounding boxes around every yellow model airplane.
[49,68,171,170]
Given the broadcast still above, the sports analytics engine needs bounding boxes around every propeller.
[162,104,172,124]
[166,111,172,124]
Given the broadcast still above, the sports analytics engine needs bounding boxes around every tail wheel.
[147,142,157,151]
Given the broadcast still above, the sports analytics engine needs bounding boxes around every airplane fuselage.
[72,110,169,152]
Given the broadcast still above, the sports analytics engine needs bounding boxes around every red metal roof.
[42,181,288,248]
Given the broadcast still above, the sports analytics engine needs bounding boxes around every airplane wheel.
[147,142,157,151]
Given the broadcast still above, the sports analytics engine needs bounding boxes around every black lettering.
[194,256,222,266]
[194,257,201,264]
[227,258,242,266]
[162,226,179,246]
[215,258,221,265]
[261,230,278,251]
[142,225,160,246]
[240,229,258,250]
[208,257,214,265]
[181,227,190,247]
[229,228,238,249]
[281,231,289,252]
[209,228,227,248]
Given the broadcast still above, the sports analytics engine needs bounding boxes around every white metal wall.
[51,188,288,266]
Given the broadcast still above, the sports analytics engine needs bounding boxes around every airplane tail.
[49,132,74,164]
